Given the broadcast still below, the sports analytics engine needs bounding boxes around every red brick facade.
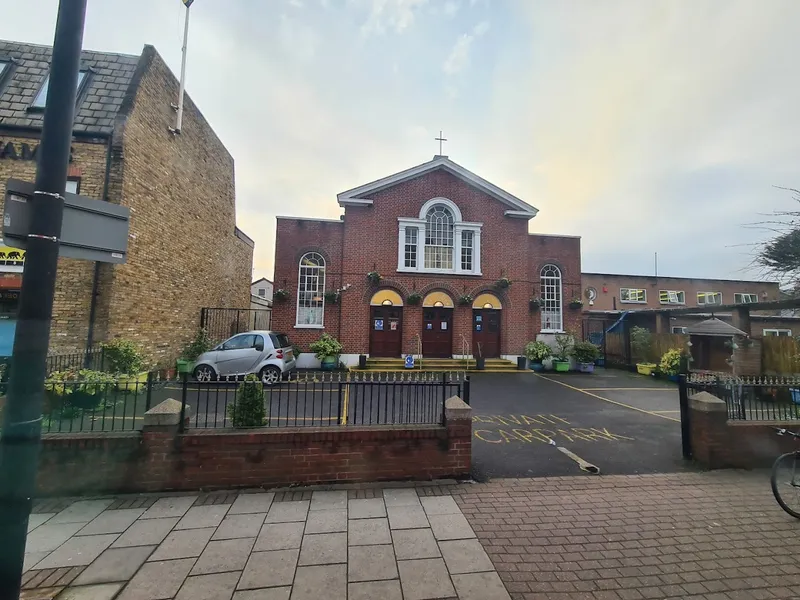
[272,160,582,359]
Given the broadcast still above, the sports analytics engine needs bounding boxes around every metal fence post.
[337,380,343,426]
[463,376,470,406]
[145,371,153,412]
[178,373,188,433]
[678,374,692,459]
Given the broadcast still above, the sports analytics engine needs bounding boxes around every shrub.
[367,271,382,284]
[182,328,213,361]
[45,369,117,413]
[495,277,512,289]
[309,333,343,360]
[553,333,574,361]
[660,348,684,376]
[273,289,289,302]
[630,326,652,362]
[571,341,600,364]
[524,341,551,362]
[458,295,473,306]
[227,374,266,427]
[292,344,303,358]
[407,292,422,305]
[102,339,146,375]
[323,291,340,304]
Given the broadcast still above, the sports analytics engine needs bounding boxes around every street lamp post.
[0,1,87,597]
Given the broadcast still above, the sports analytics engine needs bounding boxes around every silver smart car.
[192,330,296,385]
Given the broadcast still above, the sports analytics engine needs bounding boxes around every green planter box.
[321,355,338,371]
[553,360,570,372]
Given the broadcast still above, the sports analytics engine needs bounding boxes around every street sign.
[3,178,129,263]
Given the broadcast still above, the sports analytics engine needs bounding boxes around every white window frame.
[540,264,563,333]
[763,328,792,337]
[697,291,722,306]
[659,290,685,305]
[671,326,687,334]
[620,288,647,304]
[295,252,325,329]
[397,197,482,276]
[735,293,758,304]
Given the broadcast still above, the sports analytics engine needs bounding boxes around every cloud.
[357,0,430,35]
[442,20,489,74]
[443,1,459,17]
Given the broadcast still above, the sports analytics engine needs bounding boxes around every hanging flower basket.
[495,277,512,289]
[568,298,584,309]
[323,291,340,305]
[458,295,473,306]
[407,292,422,305]
[274,289,289,303]
[366,271,382,284]
[529,297,541,311]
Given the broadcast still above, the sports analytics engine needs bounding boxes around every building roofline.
[251,277,272,286]
[529,232,581,240]
[234,226,255,248]
[0,38,139,60]
[276,216,344,224]
[582,272,779,285]
[336,155,538,218]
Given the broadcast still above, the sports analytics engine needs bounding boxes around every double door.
[472,309,500,358]
[369,306,402,357]
[422,307,453,358]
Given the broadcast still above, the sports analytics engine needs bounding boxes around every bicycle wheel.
[771,452,800,519]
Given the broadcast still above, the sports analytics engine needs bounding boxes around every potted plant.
[571,341,600,373]
[659,348,684,382]
[367,271,382,284]
[475,343,485,370]
[524,340,551,372]
[324,290,340,304]
[528,297,541,311]
[458,294,473,306]
[552,333,573,372]
[568,298,584,309]
[102,339,149,391]
[495,277,512,289]
[407,292,422,305]
[631,326,657,375]
[227,373,266,427]
[273,288,289,303]
[309,333,343,371]
[177,328,212,375]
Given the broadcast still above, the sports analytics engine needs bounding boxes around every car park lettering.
[472,414,635,445]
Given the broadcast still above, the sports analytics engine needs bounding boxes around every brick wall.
[272,169,582,356]
[102,48,253,364]
[35,405,472,496]
[688,391,795,469]
[0,136,109,353]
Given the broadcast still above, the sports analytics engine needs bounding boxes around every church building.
[272,155,582,366]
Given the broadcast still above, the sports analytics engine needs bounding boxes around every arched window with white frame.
[296,252,325,327]
[424,204,455,269]
[397,197,482,275]
[540,264,563,332]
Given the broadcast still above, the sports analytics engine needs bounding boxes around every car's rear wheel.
[260,366,281,386]
[193,364,216,382]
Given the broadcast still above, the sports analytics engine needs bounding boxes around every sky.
[3,0,799,283]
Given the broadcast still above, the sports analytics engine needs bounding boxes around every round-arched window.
[297,252,325,326]
[424,205,454,269]
[540,264,562,332]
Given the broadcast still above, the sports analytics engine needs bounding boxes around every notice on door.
[374,319,384,330]
[390,320,398,331]
[441,322,448,330]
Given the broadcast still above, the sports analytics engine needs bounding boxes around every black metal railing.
[684,373,800,421]
[45,346,106,373]
[200,307,272,345]
[180,371,469,431]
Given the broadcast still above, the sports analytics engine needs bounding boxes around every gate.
[200,308,272,345]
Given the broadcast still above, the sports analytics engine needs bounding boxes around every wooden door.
[369,306,402,357]
[472,309,501,358]
[422,307,453,358]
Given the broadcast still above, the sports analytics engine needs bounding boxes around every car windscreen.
[270,333,290,349]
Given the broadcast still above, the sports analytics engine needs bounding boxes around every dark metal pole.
[0,2,86,596]
[677,374,692,459]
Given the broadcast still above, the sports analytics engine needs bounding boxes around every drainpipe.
[85,138,113,361]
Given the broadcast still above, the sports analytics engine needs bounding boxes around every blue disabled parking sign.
[404,354,415,369]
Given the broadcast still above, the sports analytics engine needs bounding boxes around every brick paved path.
[451,470,800,599]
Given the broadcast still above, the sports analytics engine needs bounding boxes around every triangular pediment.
[337,156,538,219]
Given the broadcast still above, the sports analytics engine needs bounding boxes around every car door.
[215,334,258,376]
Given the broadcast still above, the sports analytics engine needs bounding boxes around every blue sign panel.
[404,354,415,369]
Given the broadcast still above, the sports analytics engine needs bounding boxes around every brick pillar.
[688,391,728,469]
[732,306,751,337]
[445,396,472,477]
[139,398,190,492]
[655,313,671,334]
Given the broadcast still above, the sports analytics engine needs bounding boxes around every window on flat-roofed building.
[659,290,685,305]
[671,326,687,334]
[763,328,792,337]
[620,288,646,303]
[734,293,758,304]
[697,292,722,305]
